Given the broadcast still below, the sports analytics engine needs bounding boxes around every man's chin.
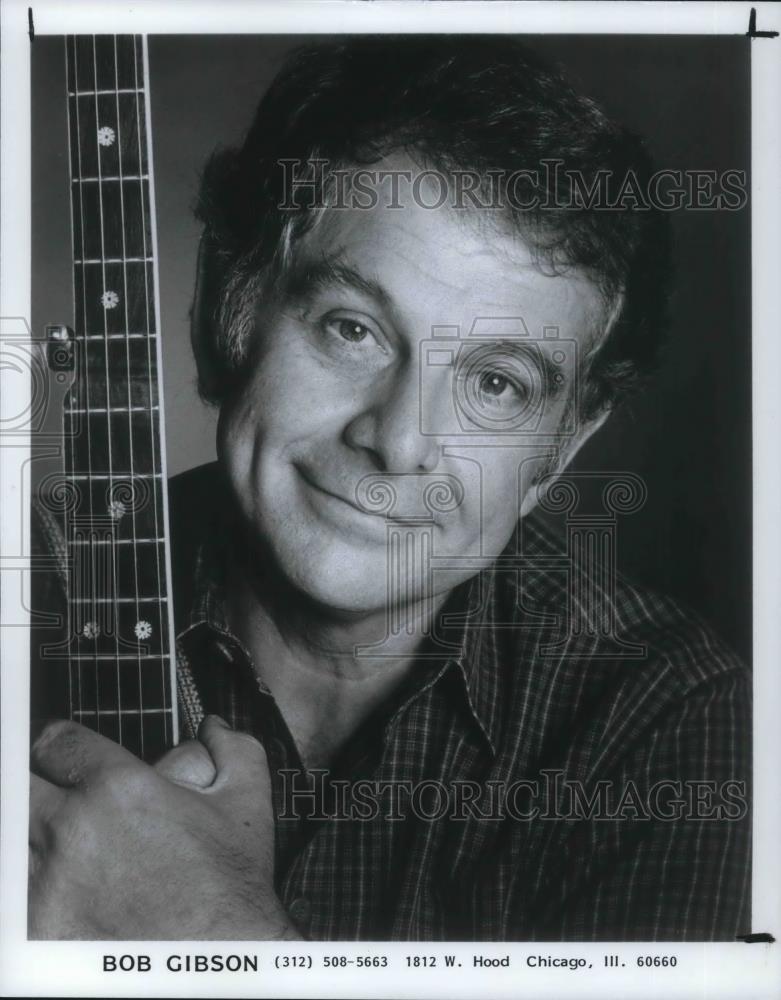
[277,552,422,619]
[288,568,396,618]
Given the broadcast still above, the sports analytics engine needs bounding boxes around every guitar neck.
[54,35,178,760]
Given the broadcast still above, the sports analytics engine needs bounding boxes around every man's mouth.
[295,465,397,533]
[295,465,454,530]
[297,467,377,516]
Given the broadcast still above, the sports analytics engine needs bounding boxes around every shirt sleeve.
[532,667,751,941]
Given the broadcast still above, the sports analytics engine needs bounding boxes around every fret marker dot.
[134,620,153,641]
[97,125,116,147]
[108,499,126,521]
[82,621,100,639]
[101,290,119,309]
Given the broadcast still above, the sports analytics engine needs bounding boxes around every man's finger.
[30,720,137,788]
[197,716,270,795]
[29,773,67,849]
[155,740,217,788]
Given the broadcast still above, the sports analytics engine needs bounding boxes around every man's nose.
[343,363,443,474]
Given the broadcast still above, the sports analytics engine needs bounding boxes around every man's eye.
[313,312,390,374]
[479,371,510,398]
[324,317,374,344]
[475,369,525,405]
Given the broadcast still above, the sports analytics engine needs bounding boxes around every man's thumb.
[197,715,270,792]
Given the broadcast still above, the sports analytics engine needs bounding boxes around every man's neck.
[224,545,449,770]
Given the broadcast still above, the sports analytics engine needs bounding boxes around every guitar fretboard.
[49,35,178,760]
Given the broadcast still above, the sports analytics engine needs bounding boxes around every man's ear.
[190,233,223,401]
[519,406,611,518]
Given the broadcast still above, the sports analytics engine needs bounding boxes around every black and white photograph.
[1,1,779,997]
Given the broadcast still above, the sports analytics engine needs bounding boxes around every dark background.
[32,35,752,661]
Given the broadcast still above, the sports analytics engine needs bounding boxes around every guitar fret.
[72,597,168,603]
[69,537,165,545]
[77,257,153,264]
[74,176,149,182]
[69,88,144,96]
[67,406,159,413]
[73,709,173,717]
[65,473,161,480]
[101,653,171,663]
[81,332,157,340]
[87,654,170,661]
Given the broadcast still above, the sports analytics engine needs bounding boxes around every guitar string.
[142,31,175,746]
[68,37,96,731]
[142,31,175,745]
[112,33,138,750]
[92,34,122,743]
[133,33,168,754]
[61,38,76,724]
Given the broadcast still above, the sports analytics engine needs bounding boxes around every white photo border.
[1,1,779,997]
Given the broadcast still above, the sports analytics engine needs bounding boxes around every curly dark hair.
[193,36,672,418]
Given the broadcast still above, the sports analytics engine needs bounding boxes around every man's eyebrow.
[284,254,393,309]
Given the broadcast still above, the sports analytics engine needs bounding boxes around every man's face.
[216,163,606,616]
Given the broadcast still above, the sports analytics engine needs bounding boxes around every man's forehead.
[288,224,605,356]
[292,200,607,345]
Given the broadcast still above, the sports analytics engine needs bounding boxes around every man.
[29,37,750,940]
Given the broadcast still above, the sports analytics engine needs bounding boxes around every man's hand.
[28,716,300,940]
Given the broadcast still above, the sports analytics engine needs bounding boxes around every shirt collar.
[429,517,561,759]
[441,555,503,757]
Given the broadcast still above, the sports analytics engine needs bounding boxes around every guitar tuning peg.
[46,324,76,379]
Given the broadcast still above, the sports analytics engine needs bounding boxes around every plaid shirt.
[169,464,751,942]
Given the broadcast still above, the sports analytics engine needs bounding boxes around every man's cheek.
[216,399,277,511]
[473,461,527,551]
[216,399,254,471]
